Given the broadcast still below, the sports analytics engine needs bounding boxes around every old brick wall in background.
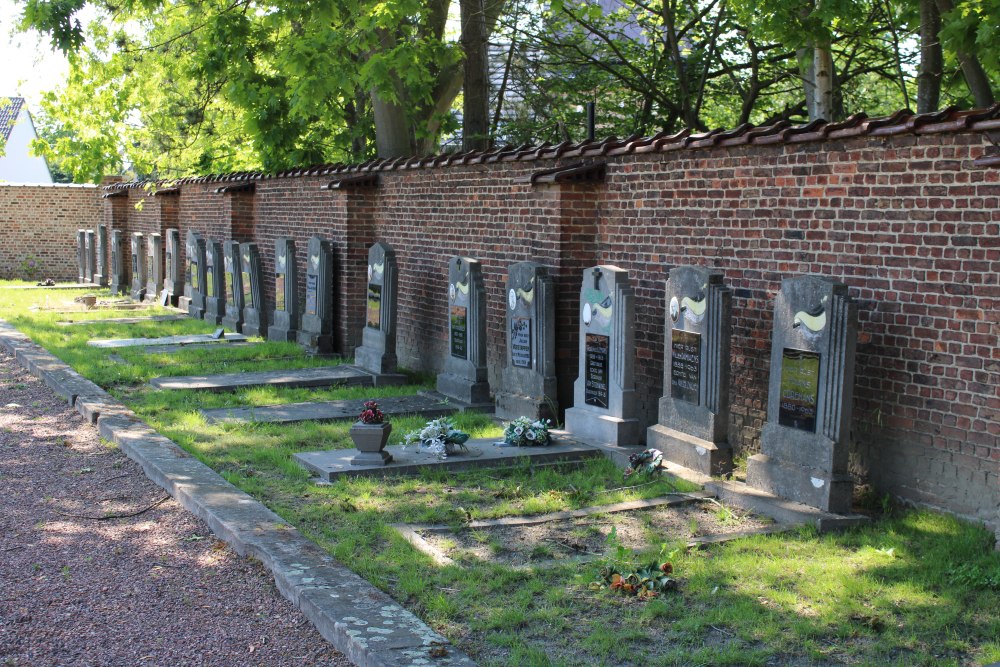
[0,184,102,280]
[103,127,999,534]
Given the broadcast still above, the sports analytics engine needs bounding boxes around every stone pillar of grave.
[746,275,858,513]
[84,230,96,283]
[109,230,126,295]
[163,229,181,306]
[220,240,245,333]
[76,230,86,284]
[145,233,163,302]
[297,236,335,353]
[93,226,108,287]
[240,243,267,338]
[647,266,733,476]
[203,239,226,324]
[130,233,146,300]
[268,238,299,342]
[564,265,641,447]
[495,262,558,422]
[354,242,398,374]
[185,231,207,319]
[435,256,491,406]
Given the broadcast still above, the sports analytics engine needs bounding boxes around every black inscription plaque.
[305,274,318,316]
[510,316,532,369]
[132,255,138,275]
[275,275,285,311]
[670,329,701,405]
[242,270,252,307]
[226,272,236,301]
[190,261,199,290]
[146,254,154,280]
[166,251,172,278]
[205,268,214,297]
[366,284,381,329]
[584,333,610,408]
[450,305,468,358]
[779,348,821,432]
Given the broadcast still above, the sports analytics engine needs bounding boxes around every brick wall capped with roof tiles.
[104,108,1000,538]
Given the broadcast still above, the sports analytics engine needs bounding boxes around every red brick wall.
[105,129,1000,532]
[0,184,102,280]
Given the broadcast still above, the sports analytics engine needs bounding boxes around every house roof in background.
[0,96,27,144]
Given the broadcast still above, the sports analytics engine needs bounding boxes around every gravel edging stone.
[0,318,477,667]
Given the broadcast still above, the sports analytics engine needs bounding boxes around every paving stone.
[57,314,190,326]
[150,364,406,392]
[294,434,603,481]
[0,283,96,290]
[89,332,249,348]
[202,393,457,425]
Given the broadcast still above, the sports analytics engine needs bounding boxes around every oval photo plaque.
[582,302,592,325]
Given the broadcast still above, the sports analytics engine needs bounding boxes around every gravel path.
[0,349,351,666]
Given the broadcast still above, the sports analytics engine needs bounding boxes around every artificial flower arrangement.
[591,530,678,600]
[623,448,664,480]
[403,417,470,458]
[357,400,386,424]
[500,416,552,447]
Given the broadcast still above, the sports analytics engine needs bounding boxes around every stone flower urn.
[350,402,393,466]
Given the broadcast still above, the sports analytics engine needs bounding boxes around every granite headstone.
[435,256,490,406]
[495,262,558,421]
[268,238,299,342]
[163,229,181,306]
[745,275,858,513]
[145,233,163,302]
[220,240,244,332]
[203,239,225,324]
[354,242,398,374]
[647,266,733,475]
[297,236,335,353]
[564,265,641,447]
[130,233,146,300]
[93,225,108,287]
[109,230,126,295]
[240,242,267,338]
[185,230,207,319]
[84,230,96,283]
[76,230,86,284]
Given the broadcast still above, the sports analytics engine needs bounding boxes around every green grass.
[1,282,998,666]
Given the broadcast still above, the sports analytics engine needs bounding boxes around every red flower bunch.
[358,400,385,424]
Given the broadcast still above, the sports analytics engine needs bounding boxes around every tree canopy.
[17,0,999,182]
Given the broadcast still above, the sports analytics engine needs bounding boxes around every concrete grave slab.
[57,314,191,326]
[201,393,456,425]
[148,364,405,392]
[294,434,602,482]
[89,332,249,349]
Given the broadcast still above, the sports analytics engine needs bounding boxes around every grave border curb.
[0,318,477,667]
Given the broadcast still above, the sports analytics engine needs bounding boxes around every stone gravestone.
[84,230,96,283]
[564,265,641,447]
[435,256,491,406]
[745,275,858,513]
[109,230,126,295]
[76,230,86,284]
[220,240,244,332]
[130,233,146,300]
[495,262,558,421]
[240,242,267,338]
[163,229,181,306]
[93,225,108,287]
[297,236,335,353]
[145,233,163,302]
[185,231,207,319]
[647,266,733,476]
[203,239,226,324]
[355,242,398,374]
[268,238,299,342]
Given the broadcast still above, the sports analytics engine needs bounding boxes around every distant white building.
[0,97,53,184]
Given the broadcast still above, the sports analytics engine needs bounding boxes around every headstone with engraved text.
[268,238,299,342]
[564,265,640,447]
[647,266,733,475]
[84,230,96,283]
[355,242,399,374]
[130,233,146,300]
[93,226,108,287]
[297,236,335,353]
[109,230,126,295]
[745,275,858,513]
[76,230,86,284]
[185,230,207,319]
[163,229,181,306]
[435,256,490,406]
[220,240,245,332]
[495,262,558,421]
[203,239,225,324]
[239,242,267,338]
[145,233,163,302]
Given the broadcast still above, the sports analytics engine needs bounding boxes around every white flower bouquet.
[403,417,471,458]
[500,416,551,447]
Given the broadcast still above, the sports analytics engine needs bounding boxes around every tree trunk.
[461,0,490,151]
[934,0,995,107]
[812,42,835,121]
[371,93,412,158]
[917,0,942,113]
